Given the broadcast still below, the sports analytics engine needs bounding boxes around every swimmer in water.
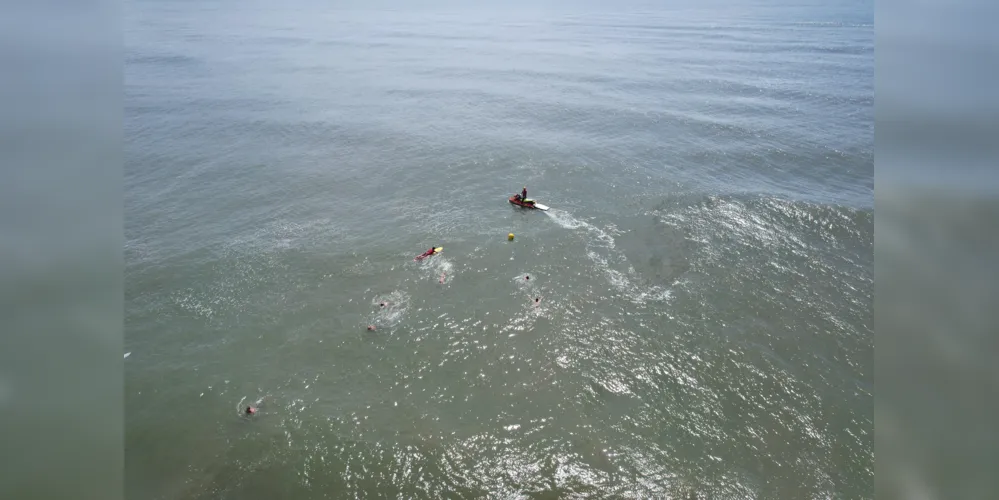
[245,406,256,415]
[534,297,541,307]
[379,302,387,307]
[525,275,530,281]
[367,325,376,331]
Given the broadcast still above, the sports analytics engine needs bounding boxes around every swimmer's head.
[246,406,255,414]
[525,275,530,280]
[367,325,376,331]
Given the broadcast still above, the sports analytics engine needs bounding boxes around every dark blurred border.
[877,0,999,499]
[0,1,122,498]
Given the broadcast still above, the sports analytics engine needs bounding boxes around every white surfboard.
[533,203,550,211]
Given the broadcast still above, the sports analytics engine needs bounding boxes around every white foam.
[431,257,454,275]
[372,290,411,327]
[544,209,588,230]
[549,209,670,305]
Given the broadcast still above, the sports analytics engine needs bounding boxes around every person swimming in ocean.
[415,247,441,260]
[245,406,256,415]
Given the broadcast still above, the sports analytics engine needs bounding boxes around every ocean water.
[125,0,873,498]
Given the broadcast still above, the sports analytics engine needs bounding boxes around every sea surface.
[125,0,873,498]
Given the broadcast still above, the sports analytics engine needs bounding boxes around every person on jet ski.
[514,187,534,206]
[521,187,536,205]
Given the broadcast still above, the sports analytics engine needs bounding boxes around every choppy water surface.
[126,0,873,497]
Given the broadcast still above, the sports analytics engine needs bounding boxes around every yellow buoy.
[508,233,515,241]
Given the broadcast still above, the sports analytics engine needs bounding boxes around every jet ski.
[509,195,549,211]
